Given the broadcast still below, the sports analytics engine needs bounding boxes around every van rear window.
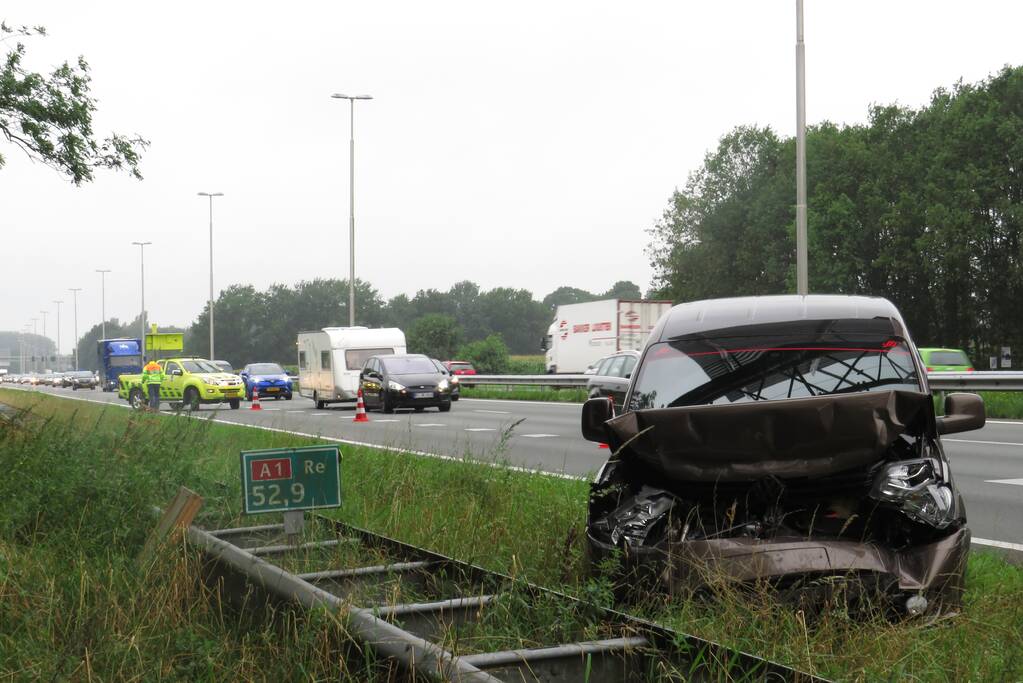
[346,348,395,370]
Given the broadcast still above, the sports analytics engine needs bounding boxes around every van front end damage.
[586,390,970,617]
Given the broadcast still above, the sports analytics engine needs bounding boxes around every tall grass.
[2,388,1022,681]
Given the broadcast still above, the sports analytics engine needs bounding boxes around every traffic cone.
[250,387,262,411]
[354,389,369,422]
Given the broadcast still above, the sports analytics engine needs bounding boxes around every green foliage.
[406,313,462,359]
[0,23,147,183]
[457,334,510,373]
[648,66,1023,360]
[507,354,546,374]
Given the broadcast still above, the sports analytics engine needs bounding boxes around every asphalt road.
[11,383,1023,552]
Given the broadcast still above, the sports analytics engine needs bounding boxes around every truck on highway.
[97,338,143,391]
[297,327,407,409]
[542,299,672,374]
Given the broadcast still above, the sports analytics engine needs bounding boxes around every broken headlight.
[869,459,955,529]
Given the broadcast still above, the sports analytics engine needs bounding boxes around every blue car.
[239,362,294,401]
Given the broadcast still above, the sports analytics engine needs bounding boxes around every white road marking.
[973,537,1023,552]
[464,427,496,432]
[985,478,1023,486]
[372,419,400,423]
[986,420,1023,425]
[262,408,280,411]
[474,409,510,415]
[521,433,558,438]
[417,423,446,427]
[286,410,305,413]
[311,413,330,416]
[944,438,1023,447]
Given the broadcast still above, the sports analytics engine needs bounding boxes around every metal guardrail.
[458,374,590,388]
[926,371,1023,391]
[462,372,1023,392]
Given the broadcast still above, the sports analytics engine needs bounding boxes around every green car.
[918,347,975,372]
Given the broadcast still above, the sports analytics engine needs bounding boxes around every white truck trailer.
[543,299,672,374]
[297,327,406,408]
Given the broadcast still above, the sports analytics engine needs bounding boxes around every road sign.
[240,445,341,514]
[146,332,184,352]
[1001,346,1012,369]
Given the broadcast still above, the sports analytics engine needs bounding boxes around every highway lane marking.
[944,438,1023,447]
[416,423,446,427]
[372,419,399,423]
[311,413,330,416]
[474,409,510,415]
[521,433,558,438]
[985,478,1023,486]
[973,537,1023,553]
[286,410,305,413]
[464,428,496,432]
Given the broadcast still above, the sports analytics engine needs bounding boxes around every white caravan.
[297,327,406,408]
[543,299,673,373]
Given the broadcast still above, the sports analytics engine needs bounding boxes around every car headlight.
[437,379,449,391]
[388,380,405,391]
[869,458,956,529]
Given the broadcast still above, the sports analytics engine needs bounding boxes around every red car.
[443,361,477,375]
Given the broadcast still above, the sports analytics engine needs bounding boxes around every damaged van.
[582,295,984,617]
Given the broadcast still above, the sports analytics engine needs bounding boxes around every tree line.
[63,279,643,371]
[647,65,1023,365]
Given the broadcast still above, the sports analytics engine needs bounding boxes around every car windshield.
[928,351,970,366]
[382,356,439,375]
[180,360,220,373]
[248,363,284,375]
[629,319,921,410]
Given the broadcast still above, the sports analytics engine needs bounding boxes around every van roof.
[300,327,406,349]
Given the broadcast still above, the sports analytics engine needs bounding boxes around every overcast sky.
[4,1,1023,349]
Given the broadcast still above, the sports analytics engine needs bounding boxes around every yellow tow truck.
[119,357,245,410]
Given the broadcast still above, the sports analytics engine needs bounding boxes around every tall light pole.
[53,300,63,370]
[795,0,808,295]
[132,241,152,359]
[40,310,48,369]
[31,318,38,371]
[197,192,224,358]
[69,288,82,369]
[331,93,373,327]
[96,269,111,340]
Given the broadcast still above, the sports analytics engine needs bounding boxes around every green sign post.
[240,445,341,515]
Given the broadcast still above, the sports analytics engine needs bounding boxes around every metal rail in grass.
[187,515,827,682]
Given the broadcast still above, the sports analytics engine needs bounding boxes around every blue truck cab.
[97,338,143,392]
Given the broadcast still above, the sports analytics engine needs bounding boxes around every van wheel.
[314,392,325,410]
[381,394,395,414]
[184,387,201,412]
[438,400,452,413]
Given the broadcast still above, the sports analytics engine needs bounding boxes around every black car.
[585,350,639,412]
[582,295,984,617]
[360,354,453,413]
[66,370,98,390]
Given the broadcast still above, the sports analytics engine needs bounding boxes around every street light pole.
[52,300,63,370]
[197,192,224,358]
[96,269,111,340]
[331,93,373,327]
[69,288,82,369]
[795,0,808,296]
[31,318,38,371]
[132,241,152,359]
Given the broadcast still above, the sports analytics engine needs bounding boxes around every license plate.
[265,387,279,392]
[413,392,433,399]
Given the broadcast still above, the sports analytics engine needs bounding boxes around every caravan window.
[346,348,394,370]
[299,351,306,370]
[321,351,331,370]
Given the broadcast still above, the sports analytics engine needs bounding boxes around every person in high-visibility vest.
[141,360,164,411]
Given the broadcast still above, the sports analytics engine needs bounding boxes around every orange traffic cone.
[354,389,369,422]
[250,387,262,411]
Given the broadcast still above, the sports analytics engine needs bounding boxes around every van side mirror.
[937,392,985,435]
[581,397,614,442]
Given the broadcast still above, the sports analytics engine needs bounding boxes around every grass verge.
[1,388,1021,681]
[459,385,588,402]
